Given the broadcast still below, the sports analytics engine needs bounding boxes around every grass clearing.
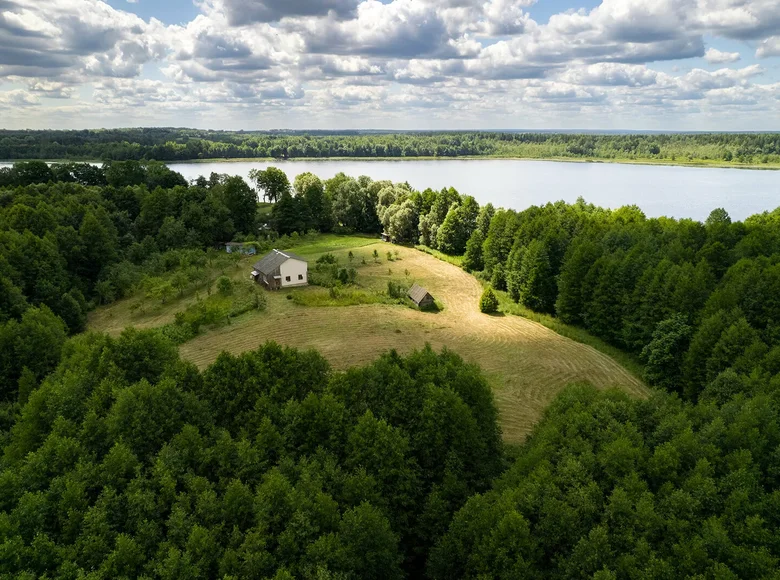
[494,290,646,381]
[172,237,647,443]
[89,234,647,442]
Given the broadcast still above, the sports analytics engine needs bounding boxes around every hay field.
[176,240,648,442]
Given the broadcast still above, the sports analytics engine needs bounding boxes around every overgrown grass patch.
[156,279,267,344]
[288,234,380,257]
[415,245,464,267]
[291,286,399,307]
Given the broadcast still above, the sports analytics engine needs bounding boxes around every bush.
[387,280,408,299]
[216,276,233,296]
[480,287,499,314]
[317,253,338,265]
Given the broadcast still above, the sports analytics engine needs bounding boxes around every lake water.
[5,159,779,222]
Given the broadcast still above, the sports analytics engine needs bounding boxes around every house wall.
[279,259,308,288]
[256,267,282,290]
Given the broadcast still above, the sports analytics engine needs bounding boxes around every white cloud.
[0,88,39,107]
[0,0,778,129]
[704,47,741,63]
[559,63,659,87]
[756,36,780,58]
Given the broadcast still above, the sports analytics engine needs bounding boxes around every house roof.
[252,249,307,275]
[408,283,433,305]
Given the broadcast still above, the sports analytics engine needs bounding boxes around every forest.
[2,160,780,577]
[1,128,780,165]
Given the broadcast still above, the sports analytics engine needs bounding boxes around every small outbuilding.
[408,283,435,309]
[381,232,394,243]
[251,249,308,290]
[224,242,257,255]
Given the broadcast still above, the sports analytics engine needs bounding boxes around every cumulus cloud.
[0,0,779,128]
[0,88,39,107]
[207,0,361,25]
[0,0,166,79]
[704,47,741,63]
[756,36,780,58]
[560,63,659,87]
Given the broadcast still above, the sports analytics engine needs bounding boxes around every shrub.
[480,287,499,314]
[387,280,408,299]
[317,253,338,265]
[216,276,233,296]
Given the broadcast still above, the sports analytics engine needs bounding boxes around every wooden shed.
[408,283,435,309]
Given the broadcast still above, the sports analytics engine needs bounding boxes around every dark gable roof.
[407,283,432,304]
[253,249,307,275]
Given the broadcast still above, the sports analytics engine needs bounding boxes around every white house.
[250,249,308,290]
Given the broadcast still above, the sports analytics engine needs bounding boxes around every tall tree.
[218,176,257,235]
[250,167,290,203]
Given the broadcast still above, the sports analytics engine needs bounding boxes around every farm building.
[381,232,394,243]
[223,242,257,255]
[251,249,308,290]
[408,283,435,309]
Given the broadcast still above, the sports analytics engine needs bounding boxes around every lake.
[6,159,780,221]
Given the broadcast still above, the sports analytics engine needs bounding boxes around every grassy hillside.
[89,235,647,442]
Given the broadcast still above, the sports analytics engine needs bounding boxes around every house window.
[285,276,291,282]
[298,274,304,280]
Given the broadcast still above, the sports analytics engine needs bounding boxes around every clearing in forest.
[171,239,647,442]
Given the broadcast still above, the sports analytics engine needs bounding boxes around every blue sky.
[0,0,778,130]
[105,0,199,24]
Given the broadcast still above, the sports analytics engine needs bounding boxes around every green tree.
[294,172,332,232]
[517,239,556,313]
[463,230,485,271]
[641,314,692,392]
[104,160,147,187]
[480,287,499,314]
[556,239,602,324]
[216,276,233,296]
[79,210,118,282]
[219,176,258,234]
[251,167,290,203]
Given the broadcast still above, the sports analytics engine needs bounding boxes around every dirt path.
[180,244,648,442]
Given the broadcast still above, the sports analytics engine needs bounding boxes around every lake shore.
[173,155,780,171]
[2,155,779,171]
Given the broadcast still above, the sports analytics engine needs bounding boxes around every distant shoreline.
[2,155,779,171]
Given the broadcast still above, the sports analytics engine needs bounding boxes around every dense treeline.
[430,381,780,578]
[463,200,780,404]
[0,160,261,400]
[1,128,779,164]
[0,337,502,578]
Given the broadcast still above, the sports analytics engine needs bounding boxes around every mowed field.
[171,238,648,442]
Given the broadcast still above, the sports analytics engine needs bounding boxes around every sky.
[0,0,778,131]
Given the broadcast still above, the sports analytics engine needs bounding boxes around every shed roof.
[407,283,433,305]
[253,249,307,275]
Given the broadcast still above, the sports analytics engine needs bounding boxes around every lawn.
[89,235,648,443]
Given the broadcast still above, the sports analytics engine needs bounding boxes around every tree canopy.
[0,129,778,166]
[0,337,502,579]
